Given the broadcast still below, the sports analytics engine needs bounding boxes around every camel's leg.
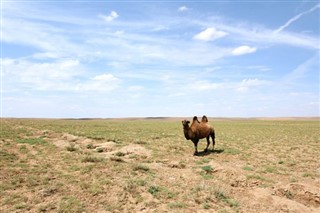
[204,136,210,152]
[211,131,215,150]
[193,140,199,155]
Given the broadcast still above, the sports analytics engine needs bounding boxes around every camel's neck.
[183,127,192,140]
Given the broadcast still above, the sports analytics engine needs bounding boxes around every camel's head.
[181,120,190,128]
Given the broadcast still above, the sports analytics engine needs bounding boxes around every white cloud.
[236,78,270,92]
[207,19,319,49]
[152,25,169,32]
[193,27,228,41]
[240,78,269,87]
[232,45,257,55]
[188,78,270,93]
[2,58,121,92]
[191,81,222,91]
[178,6,189,12]
[2,58,82,91]
[98,11,119,22]
[93,73,117,81]
[81,74,120,92]
[246,65,271,72]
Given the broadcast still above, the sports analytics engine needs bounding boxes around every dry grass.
[1,118,319,212]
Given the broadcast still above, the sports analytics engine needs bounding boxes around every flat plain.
[0,118,319,212]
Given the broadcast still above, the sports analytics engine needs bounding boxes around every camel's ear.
[186,120,190,124]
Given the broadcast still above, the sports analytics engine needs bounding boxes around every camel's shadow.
[195,149,224,156]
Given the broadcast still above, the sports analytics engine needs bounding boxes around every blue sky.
[1,0,319,118]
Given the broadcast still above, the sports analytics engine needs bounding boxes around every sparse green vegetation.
[200,165,214,179]
[148,185,161,196]
[82,155,104,163]
[133,164,150,172]
[196,157,210,164]
[168,201,186,209]
[224,147,241,155]
[16,137,47,145]
[242,165,254,171]
[58,196,84,213]
[1,118,319,212]
[66,143,77,152]
[201,165,213,173]
[302,172,315,178]
[214,188,239,208]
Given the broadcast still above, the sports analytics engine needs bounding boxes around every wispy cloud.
[79,74,121,92]
[98,11,119,22]
[236,78,270,93]
[193,27,228,41]
[194,16,319,49]
[178,6,189,12]
[189,78,270,93]
[284,53,319,83]
[232,45,257,56]
[2,58,82,91]
[2,58,121,92]
[274,4,320,33]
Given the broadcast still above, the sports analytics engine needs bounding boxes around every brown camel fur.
[182,115,215,155]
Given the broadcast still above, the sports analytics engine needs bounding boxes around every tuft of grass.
[263,166,277,174]
[200,165,214,179]
[134,139,147,144]
[110,157,125,162]
[124,178,147,196]
[242,166,254,171]
[302,172,314,178]
[214,189,228,201]
[14,203,30,211]
[115,152,125,157]
[196,158,210,165]
[82,155,103,163]
[246,174,267,181]
[66,144,77,152]
[224,148,241,155]
[96,147,104,153]
[133,164,150,172]
[0,150,18,162]
[148,185,161,196]
[88,135,105,140]
[168,201,186,209]
[203,202,211,209]
[38,202,56,212]
[214,188,239,208]
[284,190,294,199]
[201,165,213,173]
[148,185,176,199]
[58,196,84,213]
[81,182,104,196]
[86,144,95,149]
[16,137,47,145]
[80,165,94,174]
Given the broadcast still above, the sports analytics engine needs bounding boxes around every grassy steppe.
[1,118,319,212]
